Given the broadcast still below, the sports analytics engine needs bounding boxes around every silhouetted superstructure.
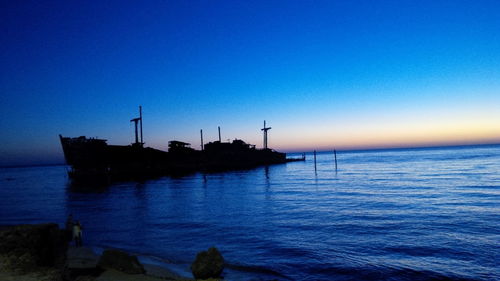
[59,107,303,183]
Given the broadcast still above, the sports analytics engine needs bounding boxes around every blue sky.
[1,0,500,165]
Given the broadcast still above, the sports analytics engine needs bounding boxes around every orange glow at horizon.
[271,115,500,152]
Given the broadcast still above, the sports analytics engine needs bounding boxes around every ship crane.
[130,106,144,146]
[261,120,271,149]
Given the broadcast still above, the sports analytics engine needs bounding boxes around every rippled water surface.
[1,145,499,280]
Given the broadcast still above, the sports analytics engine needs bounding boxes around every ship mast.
[200,129,204,151]
[261,120,271,149]
[130,106,144,147]
[140,105,143,144]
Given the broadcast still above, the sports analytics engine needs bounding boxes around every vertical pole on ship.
[314,150,317,174]
[130,118,140,144]
[139,106,143,145]
[200,129,204,151]
[218,126,221,142]
[334,149,338,171]
[261,120,272,149]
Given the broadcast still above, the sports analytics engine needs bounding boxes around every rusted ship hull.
[59,135,298,182]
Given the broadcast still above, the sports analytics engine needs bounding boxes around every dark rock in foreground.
[191,247,224,280]
[1,223,223,280]
[97,249,145,274]
[0,223,67,274]
[65,246,103,280]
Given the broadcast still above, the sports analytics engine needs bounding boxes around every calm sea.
[1,145,499,280]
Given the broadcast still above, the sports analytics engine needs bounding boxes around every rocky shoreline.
[0,223,224,281]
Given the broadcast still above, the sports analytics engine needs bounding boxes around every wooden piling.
[314,150,317,173]
[334,149,338,171]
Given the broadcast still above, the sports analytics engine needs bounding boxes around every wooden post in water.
[200,129,204,151]
[334,149,338,171]
[314,150,317,173]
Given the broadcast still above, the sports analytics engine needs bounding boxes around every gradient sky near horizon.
[1,0,500,166]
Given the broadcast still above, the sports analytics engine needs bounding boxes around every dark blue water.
[1,145,499,280]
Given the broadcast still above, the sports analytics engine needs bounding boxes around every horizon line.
[2,142,499,169]
[283,142,500,154]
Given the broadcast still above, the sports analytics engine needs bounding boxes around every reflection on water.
[1,145,499,280]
